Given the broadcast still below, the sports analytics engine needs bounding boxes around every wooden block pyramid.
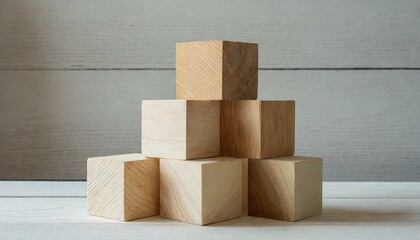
[87,40,322,225]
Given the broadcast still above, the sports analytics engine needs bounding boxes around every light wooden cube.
[160,157,244,225]
[142,100,220,160]
[87,153,159,221]
[221,100,295,159]
[176,40,258,100]
[248,156,322,221]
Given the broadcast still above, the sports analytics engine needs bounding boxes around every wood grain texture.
[242,158,248,215]
[0,70,420,181]
[1,0,419,69]
[160,157,243,225]
[248,156,322,221]
[141,100,220,159]
[221,100,295,159]
[176,40,258,100]
[87,153,159,221]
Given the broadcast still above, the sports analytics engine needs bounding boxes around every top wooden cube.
[176,40,258,100]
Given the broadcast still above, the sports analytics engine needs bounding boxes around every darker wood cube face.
[176,40,258,100]
[222,41,258,100]
[220,100,295,159]
[248,156,322,222]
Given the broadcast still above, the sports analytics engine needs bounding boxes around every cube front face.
[160,158,203,225]
[176,40,258,100]
[248,158,295,221]
[142,100,220,159]
[186,101,220,159]
[87,157,124,221]
[87,154,160,221]
[201,158,243,224]
[160,157,243,225]
[248,156,322,222]
[176,41,223,100]
[221,100,295,159]
[260,101,295,158]
[294,157,323,220]
[124,159,160,220]
[220,100,262,158]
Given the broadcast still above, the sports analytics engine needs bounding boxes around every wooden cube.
[160,157,244,225]
[142,100,220,159]
[176,40,258,100]
[221,100,295,159]
[248,156,322,221]
[87,154,159,221]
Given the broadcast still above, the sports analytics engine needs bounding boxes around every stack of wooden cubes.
[87,40,322,225]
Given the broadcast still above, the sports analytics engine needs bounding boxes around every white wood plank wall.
[0,0,419,180]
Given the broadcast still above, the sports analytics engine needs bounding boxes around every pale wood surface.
[0,182,419,240]
[242,158,248,215]
[160,157,243,225]
[87,154,159,221]
[3,181,420,199]
[1,70,420,180]
[221,100,295,159]
[1,0,419,69]
[142,100,220,160]
[249,156,322,221]
[176,40,258,100]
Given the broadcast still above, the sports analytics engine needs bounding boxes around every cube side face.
[222,41,258,100]
[141,100,187,159]
[242,158,249,215]
[260,101,295,158]
[294,157,323,221]
[176,41,223,100]
[123,159,160,221]
[186,101,220,159]
[87,158,124,221]
[201,159,243,225]
[220,100,262,159]
[248,159,296,221]
[160,159,203,225]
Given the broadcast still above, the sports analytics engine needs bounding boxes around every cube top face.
[248,156,322,222]
[160,157,243,225]
[87,154,159,221]
[176,40,258,100]
[221,100,295,159]
[88,153,148,163]
[163,156,243,165]
[142,100,220,159]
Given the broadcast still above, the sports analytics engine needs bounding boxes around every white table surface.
[0,181,419,240]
